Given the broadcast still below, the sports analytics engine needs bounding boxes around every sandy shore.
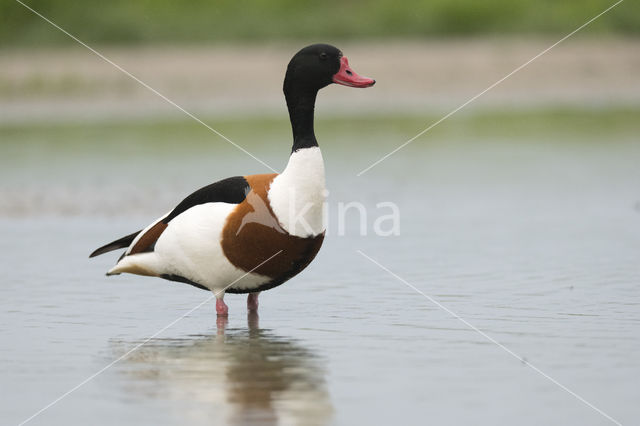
[1,38,639,123]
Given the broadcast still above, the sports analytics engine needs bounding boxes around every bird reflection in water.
[116,312,333,426]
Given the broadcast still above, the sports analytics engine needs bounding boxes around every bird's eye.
[319,52,328,60]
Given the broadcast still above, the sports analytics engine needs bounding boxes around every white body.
[108,147,326,295]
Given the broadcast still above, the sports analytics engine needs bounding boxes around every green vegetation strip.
[2,108,638,149]
[2,0,638,46]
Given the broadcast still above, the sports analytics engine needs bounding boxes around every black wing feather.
[162,176,250,224]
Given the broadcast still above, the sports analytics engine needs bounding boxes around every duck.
[90,44,375,316]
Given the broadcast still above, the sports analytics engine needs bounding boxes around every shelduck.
[90,44,375,316]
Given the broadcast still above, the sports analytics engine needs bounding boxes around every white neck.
[268,147,326,237]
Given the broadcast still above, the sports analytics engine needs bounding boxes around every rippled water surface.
[1,113,639,425]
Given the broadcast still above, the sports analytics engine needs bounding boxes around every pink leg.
[216,298,229,316]
[247,292,260,311]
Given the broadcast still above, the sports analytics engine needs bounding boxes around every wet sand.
[1,38,639,123]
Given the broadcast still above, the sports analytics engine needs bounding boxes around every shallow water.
[1,114,640,425]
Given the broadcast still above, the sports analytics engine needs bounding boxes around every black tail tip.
[89,247,107,258]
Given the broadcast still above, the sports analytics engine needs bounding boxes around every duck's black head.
[284,44,374,151]
[284,44,375,96]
